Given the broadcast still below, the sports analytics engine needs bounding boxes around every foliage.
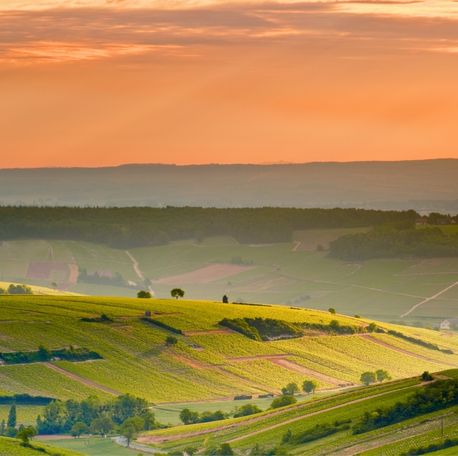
[179,408,227,425]
[375,369,391,382]
[271,395,297,409]
[137,291,152,299]
[360,372,377,386]
[70,422,87,438]
[141,317,183,334]
[281,383,299,396]
[0,346,102,365]
[387,330,453,354]
[302,380,317,394]
[287,420,351,445]
[6,284,32,295]
[78,269,127,287]
[36,394,157,435]
[17,426,37,444]
[233,404,262,418]
[353,379,458,434]
[171,289,185,299]
[80,313,113,323]
[328,308,336,314]
[421,371,433,381]
[166,336,178,346]
[220,318,303,341]
[402,438,458,455]
[330,226,458,260]
[0,207,417,248]
[7,405,16,429]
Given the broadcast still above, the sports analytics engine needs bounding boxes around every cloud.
[1,1,458,64]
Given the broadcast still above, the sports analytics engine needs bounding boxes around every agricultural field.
[140,371,458,456]
[0,436,83,455]
[0,295,457,408]
[1,230,458,326]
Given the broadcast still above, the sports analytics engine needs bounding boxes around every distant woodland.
[0,206,417,248]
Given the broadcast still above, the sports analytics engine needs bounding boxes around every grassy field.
[0,295,457,409]
[139,371,458,455]
[0,436,83,455]
[1,230,458,326]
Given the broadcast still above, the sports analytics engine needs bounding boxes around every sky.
[1,1,458,167]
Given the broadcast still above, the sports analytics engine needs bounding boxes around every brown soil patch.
[360,334,457,367]
[45,363,120,396]
[270,358,351,387]
[154,263,254,285]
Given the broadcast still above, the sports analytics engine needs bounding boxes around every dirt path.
[359,334,457,367]
[292,241,301,252]
[45,363,121,396]
[401,281,458,317]
[140,383,419,445]
[269,358,351,387]
[125,250,154,294]
[228,354,290,361]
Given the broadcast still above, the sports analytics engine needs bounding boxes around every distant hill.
[1,160,457,212]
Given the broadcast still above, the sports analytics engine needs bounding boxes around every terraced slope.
[0,296,457,404]
[141,372,458,455]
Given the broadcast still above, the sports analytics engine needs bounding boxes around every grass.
[0,405,44,426]
[38,437,139,456]
[0,436,83,456]
[1,233,458,324]
[0,295,457,404]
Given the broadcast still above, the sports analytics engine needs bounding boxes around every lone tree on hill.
[375,369,391,383]
[328,308,336,314]
[222,295,229,303]
[171,288,185,299]
[360,371,376,386]
[302,380,317,395]
[137,290,151,299]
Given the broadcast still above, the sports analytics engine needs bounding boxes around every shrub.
[137,290,152,299]
[271,395,297,409]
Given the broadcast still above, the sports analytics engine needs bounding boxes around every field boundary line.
[45,363,121,396]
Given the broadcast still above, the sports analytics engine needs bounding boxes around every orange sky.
[1,0,458,167]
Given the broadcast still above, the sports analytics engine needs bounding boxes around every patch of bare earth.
[154,263,254,285]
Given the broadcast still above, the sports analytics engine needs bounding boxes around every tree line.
[0,206,417,248]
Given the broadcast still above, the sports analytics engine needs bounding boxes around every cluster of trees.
[220,317,374,341]
[353,379,458,434]
[360,370,391,386]
[387,330,453,354]
[36,394,158,446]
[330,227,458,260]
[0,345,101,365]
[179,403,262,426]
[0,206,417,248]
[78,268,128,287]
[0,284,32,295]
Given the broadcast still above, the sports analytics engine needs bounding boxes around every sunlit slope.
[0,281,81,296]
[142,372,458,456]
[0,436,83,456]
[0,296,457,403]
[2,236,458,325]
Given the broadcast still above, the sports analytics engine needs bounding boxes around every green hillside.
[140,372,458,455]
[1,232,458,327]
[0,436,82,456]
[0,295,457,405]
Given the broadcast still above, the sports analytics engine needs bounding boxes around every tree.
[37,345,51,362]
[165,336,178,346]
[0,420,5,436]
[375,369,391,383]
[218,443,234,455]
[360,371,376,386]
[7,404,16,429]
[222,295,229,304]
[367,322,377,333]
[271,395,297,409]
[17,426,36,444]
[233,404,262,418]
[302,380,317,395]
[421,371,434,381]
[328,308,336,314]
[281,382,299,396]
[90,416,114,437]
[119,417,144,447]
[71,421,87,438]
[171,288,185,299]
[179,408,199,425]
[137,290,151,299]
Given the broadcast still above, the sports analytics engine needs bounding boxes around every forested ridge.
[0,206,416,248]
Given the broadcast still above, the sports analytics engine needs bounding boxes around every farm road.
[125,250,154,294]
[401,281,458,317]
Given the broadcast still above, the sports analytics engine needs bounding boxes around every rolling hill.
[1,160,458,212]
[0,295,457,406]
[1,230,458,327]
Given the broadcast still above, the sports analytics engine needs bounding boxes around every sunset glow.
[1,0,458,167]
